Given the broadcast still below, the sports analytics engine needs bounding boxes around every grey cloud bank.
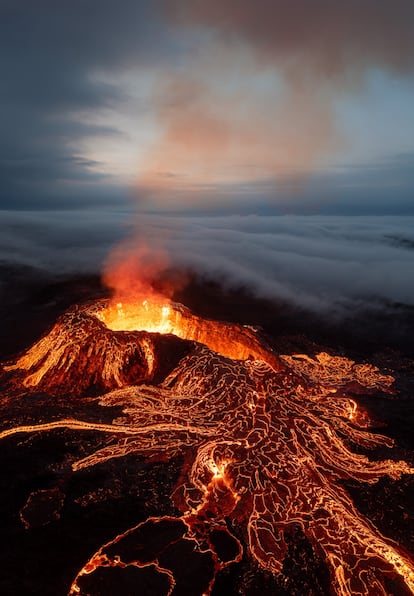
[142,214,414,312]
[0,208,132,273]
[2,210,413,315]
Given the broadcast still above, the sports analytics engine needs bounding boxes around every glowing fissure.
[1,298,414,595]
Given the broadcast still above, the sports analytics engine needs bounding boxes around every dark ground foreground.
[0,264,413,595]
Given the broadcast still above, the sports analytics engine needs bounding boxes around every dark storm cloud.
[0,0,176,207]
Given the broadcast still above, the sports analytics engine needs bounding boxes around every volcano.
[1,294,414,596]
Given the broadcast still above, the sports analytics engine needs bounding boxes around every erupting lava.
[97,298,283,370]
[99,299,177,333]
[1,293,414,595]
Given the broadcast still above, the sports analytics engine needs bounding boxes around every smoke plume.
[137,0,414,203]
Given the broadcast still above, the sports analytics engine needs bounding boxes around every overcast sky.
[1,0,414,214]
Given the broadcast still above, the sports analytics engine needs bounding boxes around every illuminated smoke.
[169,0,414,76]
[137,0,414,203]
[102,241,170,304]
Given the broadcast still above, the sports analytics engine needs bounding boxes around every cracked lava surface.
[1,298,413,595]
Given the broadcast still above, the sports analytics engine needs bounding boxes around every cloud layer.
[2,210,414,315]
[137,214,414,313]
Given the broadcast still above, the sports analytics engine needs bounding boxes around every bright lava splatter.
[1,298,413,595]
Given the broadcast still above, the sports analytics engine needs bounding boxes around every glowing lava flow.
[1,299,414,595]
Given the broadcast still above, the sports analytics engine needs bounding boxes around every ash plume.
[169,0,414,76]
[138,0,414,203]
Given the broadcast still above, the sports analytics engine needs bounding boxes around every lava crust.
[1,299,413,596]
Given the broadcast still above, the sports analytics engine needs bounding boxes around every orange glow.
[97,300,175,334]
[96,298,282,371]
[102,241,170,305]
